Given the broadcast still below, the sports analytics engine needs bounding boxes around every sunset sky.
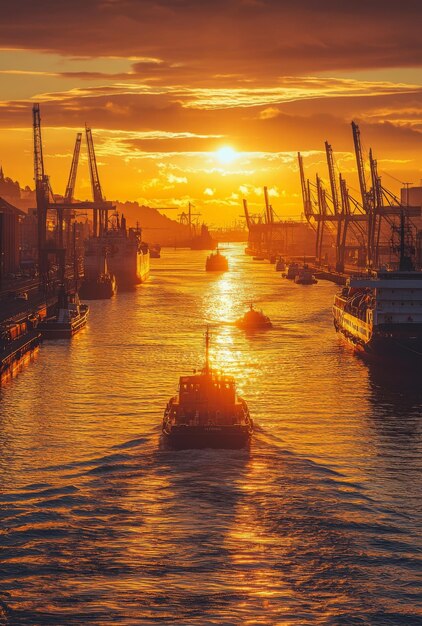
[0,0,421,225]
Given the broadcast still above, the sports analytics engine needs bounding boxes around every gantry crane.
[85,125,107,237]
[351,121,420,268]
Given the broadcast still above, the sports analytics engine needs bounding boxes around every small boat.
[39,287,89,339]
[149,244,161,259]
[295,265,318,285]
[285,262,299,280]
[205,249,228,272]
[235,304,272,330]
[162,328,253,449]
[275,258,286,272]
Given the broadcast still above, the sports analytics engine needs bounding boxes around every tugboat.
[285,262,299,280]
[39,287,89,339]
[235,304,272,329]
[295,265,318,285]
[205,248,229,272]
[162,328,253,449]
[333,212,422,359]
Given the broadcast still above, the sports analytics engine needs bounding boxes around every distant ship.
[235,304,272,330]
[162,327,253,449]
[205,249,229,272]
[190,224,216,250]
[97,215,150,289]
[333,214,422,359]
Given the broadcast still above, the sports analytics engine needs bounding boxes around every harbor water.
[0,245,421,625]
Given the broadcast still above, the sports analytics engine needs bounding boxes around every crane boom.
[64,133,82,203]
[263,186,273,224]
[85,125,103,203]
[243,199,251,229]
[325,142,340,215]
[298,152,312,219]
[33,104,45,190]
[33,104,49,279]
[351,121,369,213]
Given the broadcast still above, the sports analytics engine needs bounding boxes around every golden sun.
[216,146,237,164]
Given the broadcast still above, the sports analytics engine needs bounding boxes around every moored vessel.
[275,258,286,272]
[285,262,299,280]
[39,287,89,339]
[295,265,318,285]
[149,244,161,259]
[81,239,117,299]
[333,216,422,359]
[162,328,253,449]
[99,215,150,289]
[79,274,117,300]
[0,319,41,382]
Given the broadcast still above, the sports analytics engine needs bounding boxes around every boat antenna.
[205,325,210,374]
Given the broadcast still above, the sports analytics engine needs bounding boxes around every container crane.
[33,103,57,285]
[64,133,82,203]
[85,125,106,237]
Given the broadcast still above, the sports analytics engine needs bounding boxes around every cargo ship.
[333,216,422,359]
[162,328,253,449]
[80,239,117,299]
[0,318,41,382]
[99,215,150,289]
[190,224,216,250]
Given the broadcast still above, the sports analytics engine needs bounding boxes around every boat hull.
[163,424,252,450]
[39,308,89,339]
[108,250,150,289]
[0,332,41,382]
[334,317,422,360]
[79,276,117,300]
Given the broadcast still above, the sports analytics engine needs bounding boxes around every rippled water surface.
[1,245,421,625]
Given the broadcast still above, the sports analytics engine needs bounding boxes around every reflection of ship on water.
[366,361,422,423]
[90,214,150,290]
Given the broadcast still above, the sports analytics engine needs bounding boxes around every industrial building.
[0,197,25,281]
